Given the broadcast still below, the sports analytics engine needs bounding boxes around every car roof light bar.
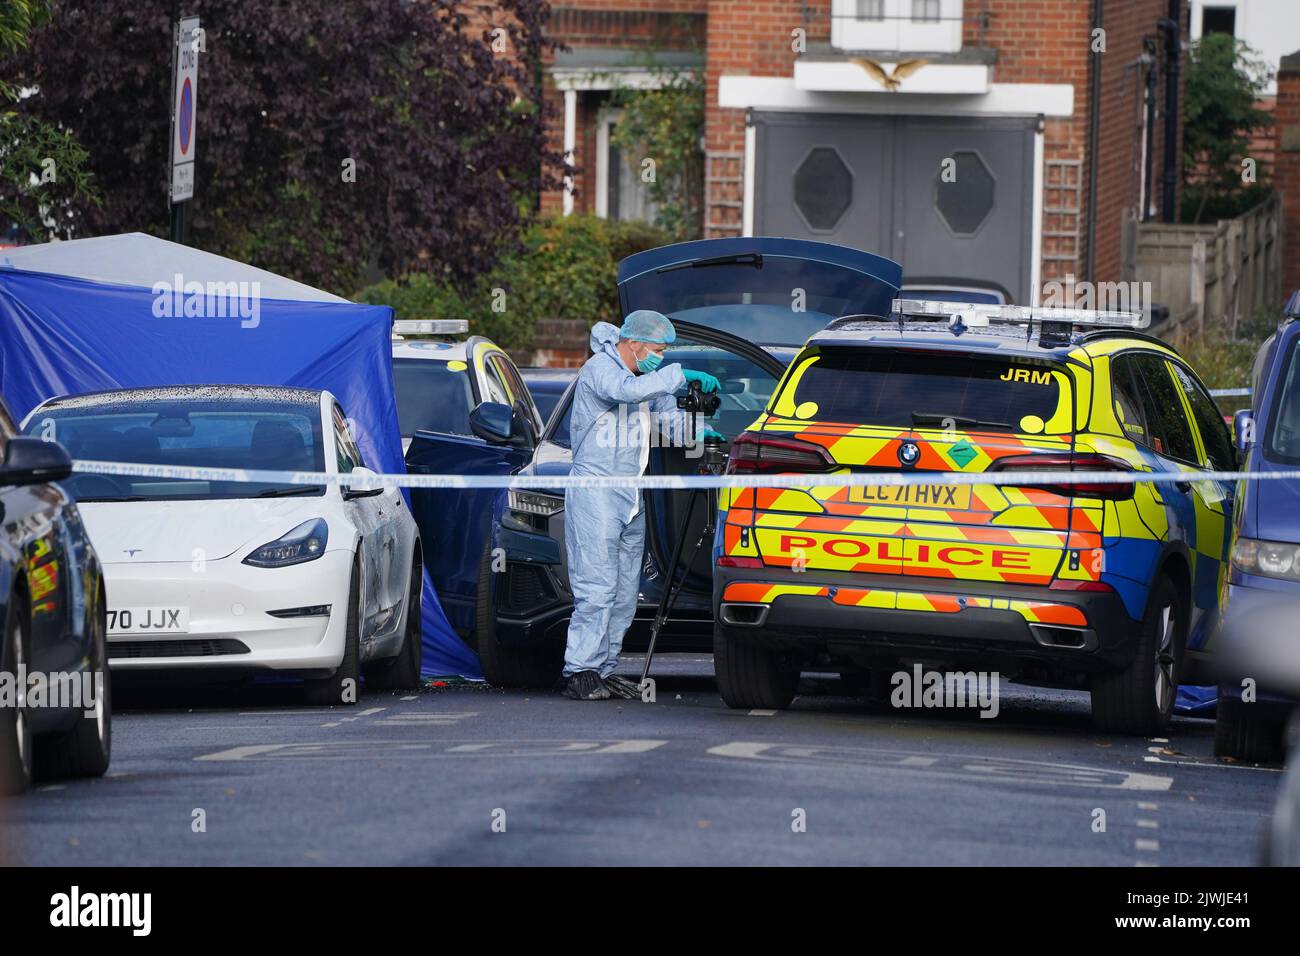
[392,319,469,337]
[890,298,1147,331]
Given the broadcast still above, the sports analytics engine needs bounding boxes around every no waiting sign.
[170,16,200,203]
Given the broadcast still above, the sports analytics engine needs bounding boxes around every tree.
[0,0,99,240]
[4,1,563,292]
[1182,32,1274,223]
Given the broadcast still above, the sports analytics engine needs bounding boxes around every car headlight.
[243,518,329,568]
[1232,537,1300,583]
[507,490,564,517]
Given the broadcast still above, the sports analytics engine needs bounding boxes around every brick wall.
[535,0,1189,331]
[1275,56,1300,296]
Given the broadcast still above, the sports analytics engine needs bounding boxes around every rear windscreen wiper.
[911,411,1015,432]
[256,485,325,497]
[656,252,763,274]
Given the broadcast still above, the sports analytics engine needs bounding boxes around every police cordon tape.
[70,458,1300,492]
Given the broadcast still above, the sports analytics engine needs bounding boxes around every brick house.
[540,0,1191,306]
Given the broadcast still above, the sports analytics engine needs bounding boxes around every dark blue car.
[0,398,111,793]
[1215,303,1300,762]
[405,237,902,685]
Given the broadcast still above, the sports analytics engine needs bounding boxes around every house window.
[856,0,885,21]
[911,0,940,23]
[1201,6,1236,37]
[597,111,659,225]
[831,0,962,54]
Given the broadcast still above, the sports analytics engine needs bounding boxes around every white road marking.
[1137,819,1160,829]
[380,711,476,723]
[748,709,777,717]
[707,742,1173,790]
[1137,801,1159,811]
[1144,755,1284,772]
[1151,737,1169,744]
[196,738,668,761]
[400,695,418,701]
[197,744,291,761]
[1135,838,1160,852]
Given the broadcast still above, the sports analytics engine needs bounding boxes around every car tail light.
[717,555,764,569]
[726,432,836,475]
[987,453,1135,500]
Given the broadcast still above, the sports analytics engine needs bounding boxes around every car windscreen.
[25,400,326,501]
[393,358,475,437]
[772,347,1076,435]
[1266,337,1300,464]
[668,305,836,348]
[549,344,779,449]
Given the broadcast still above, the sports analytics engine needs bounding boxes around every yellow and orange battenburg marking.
[717,335,1220,597]
[720,582,1087,627]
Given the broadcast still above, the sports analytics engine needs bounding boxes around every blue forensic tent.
[0,233,480,679]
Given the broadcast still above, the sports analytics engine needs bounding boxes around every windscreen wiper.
[656,252,763,274]
[256,485,325,498]
[911,411,1015,432]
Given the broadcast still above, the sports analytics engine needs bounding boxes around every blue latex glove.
[682,369,721,393]
[703,427,726,442]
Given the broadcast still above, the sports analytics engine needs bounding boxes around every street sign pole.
[169,15,200,244]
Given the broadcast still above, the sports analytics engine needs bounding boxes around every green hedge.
[355,215,672,351]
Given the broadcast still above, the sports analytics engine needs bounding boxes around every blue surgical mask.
[635,345,663,374]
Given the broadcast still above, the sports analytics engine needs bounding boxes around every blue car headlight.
[243,518,329,568]
[1232,537,1300,583]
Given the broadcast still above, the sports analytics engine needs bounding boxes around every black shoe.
[603,674,642,699]
[562,670,610,700]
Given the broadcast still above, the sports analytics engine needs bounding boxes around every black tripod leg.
[640,489,700,687]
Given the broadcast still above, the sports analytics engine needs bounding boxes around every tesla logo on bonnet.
[124,549,142,557]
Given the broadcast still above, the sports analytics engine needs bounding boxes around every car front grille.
[502,563,554,614]
[109,639,251,659]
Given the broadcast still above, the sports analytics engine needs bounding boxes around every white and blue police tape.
[70,458,1300,492]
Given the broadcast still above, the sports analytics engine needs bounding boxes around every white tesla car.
[21,386,422,704]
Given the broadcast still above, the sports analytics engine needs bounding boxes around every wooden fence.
[1121,193,1282,346]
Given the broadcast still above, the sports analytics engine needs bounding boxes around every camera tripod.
[639,398,728,688]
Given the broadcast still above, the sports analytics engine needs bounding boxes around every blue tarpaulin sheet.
[0,251,480,679]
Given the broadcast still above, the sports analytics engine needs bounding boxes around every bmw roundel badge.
[898,441,921,467]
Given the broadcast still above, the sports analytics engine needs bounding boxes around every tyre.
[0,591,33,795]
[1214,695,1286,763]
[1091,574,1184,736]
[475,544,561,688]
[36,580,112,781]
[714,621,799,710]
[363,558,423,692]
[304,558,361,706]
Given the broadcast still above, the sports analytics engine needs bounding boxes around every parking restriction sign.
[170,16,200,202]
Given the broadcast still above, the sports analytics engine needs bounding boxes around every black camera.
[676,379,721,416]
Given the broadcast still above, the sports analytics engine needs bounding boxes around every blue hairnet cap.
[620,309,676,345]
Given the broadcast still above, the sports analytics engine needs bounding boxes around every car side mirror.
[343,465,385,500]
[0,437,73,487]
[1233,409,1255,453]
[469,402,515,444]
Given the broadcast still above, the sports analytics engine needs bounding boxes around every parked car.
[711,299,1236,735]
[900,278,1012,305]
[21,386,423,704]
[405,237,903,685]
[392,320,544,455]
[0,397,110,794]
[518,367,578,428]
[1214,310,1300,761]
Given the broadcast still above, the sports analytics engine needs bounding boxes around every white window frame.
[831,0,963,53]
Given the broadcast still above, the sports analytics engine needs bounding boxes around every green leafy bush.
[355,215,672,350]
